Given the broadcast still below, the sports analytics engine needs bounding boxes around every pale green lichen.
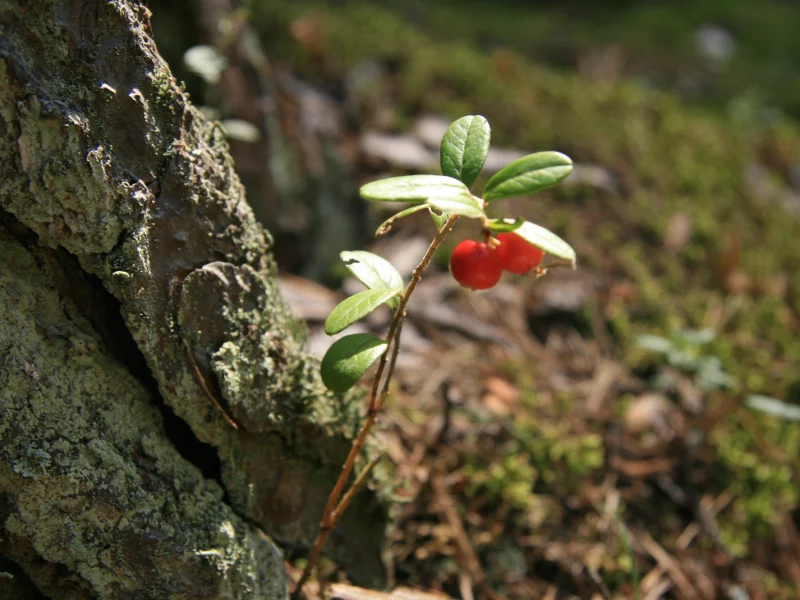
[0,230,286,598]
[0,63,128,256]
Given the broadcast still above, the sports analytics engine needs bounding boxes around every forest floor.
[152,1,800,598]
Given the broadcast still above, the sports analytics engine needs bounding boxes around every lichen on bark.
[0,227,286,598]
[0,0,388,595]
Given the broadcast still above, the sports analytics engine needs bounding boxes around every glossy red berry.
[494,232,544,275]
[449,240,503,290]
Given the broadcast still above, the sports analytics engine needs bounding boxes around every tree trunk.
[0,1,387,597]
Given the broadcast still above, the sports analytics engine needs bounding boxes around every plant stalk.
[292,215,458,598]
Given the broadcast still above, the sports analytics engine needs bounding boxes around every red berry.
[494,233,544,275]
[449,240,503,290]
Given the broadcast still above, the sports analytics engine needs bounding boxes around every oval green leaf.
[321,333,388,393]
[485,217,524,233]
[483,151,573,202]
[360,175,468,204]
[496,219,577,265]
[745,394,800,422]
[183,45,228,85]
[440,115,491,188]
[375,204,429,237]
[428,192,485,219]
[340,250,404,308]
[325,288,402,335]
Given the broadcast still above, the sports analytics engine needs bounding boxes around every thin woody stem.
[292,215,459,599]
[332,454,382,521]
[323,321,404,530]
[376,319,403,408]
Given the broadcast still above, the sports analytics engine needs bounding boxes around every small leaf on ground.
[341,251,404,308]
[428,193,485,219]
[183,45,228,84]
[360,175,468,203]
[320,334,388,393]
[635,335,675,354]
[325,288,402,335]
[495,219,577,265]
[676,328,716,345]
[220,119,261,143]
[440,115,491,188]
[745,394,800,421]
[483,151,573,202]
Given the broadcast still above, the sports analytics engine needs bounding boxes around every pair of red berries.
[449,233,545,290]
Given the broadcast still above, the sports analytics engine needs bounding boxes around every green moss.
[465,451,538,513]
[150,66,181,116]
[464,399,605,519]
[712,417,799,555]
[0,64,128,256]
[246,0,800,572]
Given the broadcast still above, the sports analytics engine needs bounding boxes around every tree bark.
[0,1,387,597]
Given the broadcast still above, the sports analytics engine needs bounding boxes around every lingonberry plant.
[292,115,577,597]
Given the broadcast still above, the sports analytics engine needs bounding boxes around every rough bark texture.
[0,1,387,597]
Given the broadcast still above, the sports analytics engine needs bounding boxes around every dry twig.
[639,531,703,600]
[182,337,240,430]
[431,476,510,600]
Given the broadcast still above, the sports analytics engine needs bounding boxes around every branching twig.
[332,455,382,521]
[292,215,459,598]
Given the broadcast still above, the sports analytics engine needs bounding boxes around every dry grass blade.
[639,532,703,600]
[430,476,510,600]
[329,583,454,599]
[640,576,673,600]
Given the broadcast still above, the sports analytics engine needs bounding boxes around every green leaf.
[428,193,485,219]
[440,115,491,188]
[325,288,402,335]
[697,357,735,391]
[483,151,573,202]
[745,394,800,422]
[675,328,716,346]
[321,333,388,393]
[340,251,404,308]
[375,204,429,237]
[635,334,675,355]
[496,219,577,265]
[220,119,261,143]
[485,217,524,233]
[183,45,228,85]
[429,207,448,231]
[360,175,469,204]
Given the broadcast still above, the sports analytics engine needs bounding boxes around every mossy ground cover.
[242,1,800,596]
[367,0,800,121]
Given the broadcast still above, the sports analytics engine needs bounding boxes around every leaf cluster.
[321,115,576,392]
